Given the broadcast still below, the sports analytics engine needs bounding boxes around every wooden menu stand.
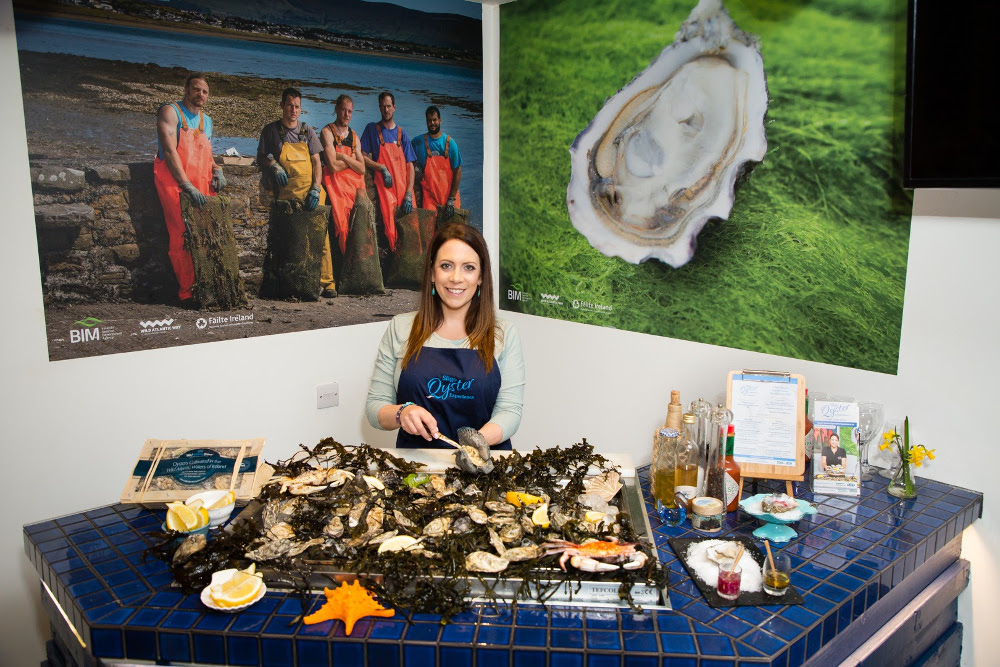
[726,370,806,499]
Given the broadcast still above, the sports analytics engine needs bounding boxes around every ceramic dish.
[186,490,236,528]
[739,493,818,542]
[200,568,266,612]
[161,522,209,537]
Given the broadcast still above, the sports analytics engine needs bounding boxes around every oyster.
[567,0,768,267]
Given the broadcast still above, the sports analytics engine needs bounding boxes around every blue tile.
[479,625,511,645]
[370,619,405,639]
[516,607,549,627]
[761,615,803,641]
[730,605,770,625]
[680,600,721,625]
[550,609,584,628]
[195,613,232,632]
[586,611,619,630]
[710,613,754,638]
[159,632,191,663]
[68,578,104,597]
[127,607,166,627]
[587,630,621,650]
[742,629,784,655]
[123,629,157,661]
[441,645,473,667]
[404,644,435,667]
[782,605,819,629]
[91,628,123,659]
[441,622,475,643]
[656,615,689,633]
[587,654,622,667]
[332,641,364,664]
[620,613,654,632]
[192,633,225,664]
[621,631,657,652]
[551,628,583,648]
[478,647,511,667]
[229,613,268,633]
[624,656,658,667]
[227,635,259,666]
[813,582,850,604]
[514,627,546,647]
[697,634,735,656]
[829,571,864,591]
[161,610,199,630]
[660,632,696,654]
[550,652,584,667]
[264,615,298,636]
[403,622,440,642]
[368,642,400,665]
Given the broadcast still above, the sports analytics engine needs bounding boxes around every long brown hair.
[403,223,500,372]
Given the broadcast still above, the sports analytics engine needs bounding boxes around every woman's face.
[433,239,481,315]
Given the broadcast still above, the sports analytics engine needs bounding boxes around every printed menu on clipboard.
[726,370,806,482]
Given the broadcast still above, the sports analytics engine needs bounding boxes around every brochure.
[811,401,860,496]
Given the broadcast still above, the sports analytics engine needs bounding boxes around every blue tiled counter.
[24,469,981,667]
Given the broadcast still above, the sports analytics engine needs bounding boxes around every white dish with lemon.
[185,490,236,528]
[200,564,266,612]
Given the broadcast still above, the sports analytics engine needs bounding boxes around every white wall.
[2,2,997,665]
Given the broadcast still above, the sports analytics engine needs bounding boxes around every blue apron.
[396,346,511,450]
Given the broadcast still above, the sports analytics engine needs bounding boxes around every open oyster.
[567,0,768,267]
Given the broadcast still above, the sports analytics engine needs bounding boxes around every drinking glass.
[762,552,792,596]
[716,561,742,600]
[857,402,885,482]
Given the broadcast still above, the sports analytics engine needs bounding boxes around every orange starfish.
[302,580,395,635]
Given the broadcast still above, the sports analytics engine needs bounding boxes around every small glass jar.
[690,496,724,533]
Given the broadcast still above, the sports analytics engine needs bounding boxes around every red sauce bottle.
[724,424,741,512]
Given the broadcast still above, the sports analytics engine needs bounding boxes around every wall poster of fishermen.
[14,0,483,361]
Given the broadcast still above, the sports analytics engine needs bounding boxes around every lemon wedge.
[584,511,606,523]
[208,491,235,510]
[531,504,550,528]
[194,506,210,529]
[377,535,419,554]
[505,491,543,507]
[186,498,205,511]
[211,574,262,608]
[166,501,199,531]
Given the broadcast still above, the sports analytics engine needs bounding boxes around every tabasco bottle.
[724,424,741,512]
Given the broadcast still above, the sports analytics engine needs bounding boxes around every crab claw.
[570,555,620,572]
[622,551,649,571]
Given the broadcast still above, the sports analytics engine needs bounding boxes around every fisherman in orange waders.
[257,87,336,298]
[153,73,227,307]
[411,105,462,219]
[320,94,365,255]
[360,91,416,252]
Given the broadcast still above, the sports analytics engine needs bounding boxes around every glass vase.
[887,459,917,499]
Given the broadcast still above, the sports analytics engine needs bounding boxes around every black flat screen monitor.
[904,1,1000,189]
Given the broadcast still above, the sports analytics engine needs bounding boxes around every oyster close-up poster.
[498,0,912,375]
[15,0,482,361]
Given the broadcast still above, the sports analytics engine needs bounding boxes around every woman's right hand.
[398,403,438,441]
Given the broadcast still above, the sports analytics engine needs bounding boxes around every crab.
[541,538,648,572]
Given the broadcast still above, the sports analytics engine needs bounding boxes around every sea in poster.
[14,0,483,361]
[498,0,912,375]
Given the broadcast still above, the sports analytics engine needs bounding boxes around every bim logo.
[70,327,100,343]
[140,319,175,328]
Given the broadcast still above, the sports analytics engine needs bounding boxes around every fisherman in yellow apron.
[257,87,336,298]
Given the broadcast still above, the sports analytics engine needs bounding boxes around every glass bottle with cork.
[703,404,732,505]
[689,397,713,494]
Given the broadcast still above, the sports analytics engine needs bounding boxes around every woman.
[365,223,524,449]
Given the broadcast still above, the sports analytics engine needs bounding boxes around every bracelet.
[395,402,414,425]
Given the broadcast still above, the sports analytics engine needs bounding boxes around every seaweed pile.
[148,438,667,620]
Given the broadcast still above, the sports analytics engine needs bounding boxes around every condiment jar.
[690,496,724,533]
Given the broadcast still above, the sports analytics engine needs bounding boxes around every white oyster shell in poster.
[567,0,767,267]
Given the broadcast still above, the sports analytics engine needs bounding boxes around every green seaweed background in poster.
[498,0,912,375]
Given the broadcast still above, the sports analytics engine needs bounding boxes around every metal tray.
[246,475,670,611]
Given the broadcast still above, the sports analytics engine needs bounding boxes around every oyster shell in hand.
[567,0,768,267]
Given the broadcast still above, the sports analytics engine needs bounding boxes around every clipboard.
[726,370,806,497]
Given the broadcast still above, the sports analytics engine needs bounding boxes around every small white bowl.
[200,568,266,612]
[186,490,236,528]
